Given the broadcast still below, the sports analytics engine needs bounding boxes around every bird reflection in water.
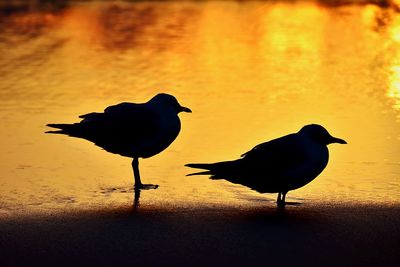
[46,93,191,194]
[186,124,346,208]
[133,188,141,210]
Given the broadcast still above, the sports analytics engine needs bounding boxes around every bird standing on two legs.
[186,124,346,207]
[47,93,191,190]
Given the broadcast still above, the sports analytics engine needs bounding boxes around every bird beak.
[330,136,347,144]
[179,106,192,113]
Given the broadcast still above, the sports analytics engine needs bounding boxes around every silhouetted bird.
[47,93,191,189]
[186,124,346,207]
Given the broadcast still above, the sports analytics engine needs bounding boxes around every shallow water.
[0,0,400,216]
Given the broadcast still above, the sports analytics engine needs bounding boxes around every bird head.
[150,93,192,114]
[299,124,347,145]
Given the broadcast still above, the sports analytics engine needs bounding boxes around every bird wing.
[103,102,141,114]
[79,102,145,119]
[79,112,103,120]
[75,102,161,154]
[187,134,309,193]
[240,134,307,170]
[207,134,307,192]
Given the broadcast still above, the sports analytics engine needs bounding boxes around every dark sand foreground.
[0,203,399,266]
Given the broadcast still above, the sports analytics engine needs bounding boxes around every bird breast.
[286,141,329,190]
[140,113,181,158]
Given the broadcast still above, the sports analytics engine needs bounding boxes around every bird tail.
[185,163,214,176]
[45,123,77,135]
[185,160,240,179]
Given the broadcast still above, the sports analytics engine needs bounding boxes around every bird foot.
[134,184,159,190]
[277,200,286,208]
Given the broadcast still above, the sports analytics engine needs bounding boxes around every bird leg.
[282,191,287,204]
[132,158,159,190]
[132,158,141,186]
[277,191,287,207]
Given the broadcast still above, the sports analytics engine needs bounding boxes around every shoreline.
[0,203,399,266]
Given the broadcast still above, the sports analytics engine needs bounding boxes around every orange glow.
[1,1,400,215]
[388,66,400,111]
[389,19,400,42]
[386,11,400,114]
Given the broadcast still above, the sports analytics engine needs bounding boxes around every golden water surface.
[1,0,400,215]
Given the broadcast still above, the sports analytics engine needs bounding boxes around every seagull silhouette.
[47,93,191,190]
[186,124,346,207]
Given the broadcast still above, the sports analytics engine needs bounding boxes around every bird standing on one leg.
[186,124,346,207]
[46,93,191,190]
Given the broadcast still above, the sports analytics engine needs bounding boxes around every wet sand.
[0,203,399,266]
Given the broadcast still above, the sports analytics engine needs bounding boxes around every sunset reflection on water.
[0,1,399,216]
